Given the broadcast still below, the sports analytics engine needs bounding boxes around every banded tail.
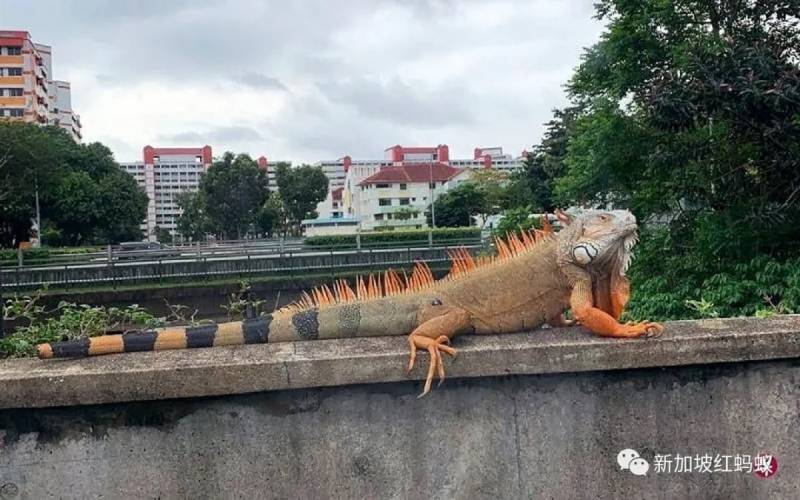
[37,316,272,359]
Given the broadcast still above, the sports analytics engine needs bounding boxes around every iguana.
[37,209,663,396]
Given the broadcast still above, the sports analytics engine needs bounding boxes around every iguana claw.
[407,334,457,398]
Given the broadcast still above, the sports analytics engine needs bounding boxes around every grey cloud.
[3,0,605,162]
[158,126,263,144]
[233,73,287,91]
[317,78,474,128]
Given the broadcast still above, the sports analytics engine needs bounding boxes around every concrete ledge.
[1,315,799,409]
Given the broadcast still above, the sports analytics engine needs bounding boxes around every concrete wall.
[0,316,798,499]
[0,361,796,499]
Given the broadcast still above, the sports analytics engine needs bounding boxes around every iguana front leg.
[407,307,470,397]
[570,280,662,338]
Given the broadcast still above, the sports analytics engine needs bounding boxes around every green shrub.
[305,227,481,248]
[491,206,544,237]
[624,228,800,321]
[1,294,163,358]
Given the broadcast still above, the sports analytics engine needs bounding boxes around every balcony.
[0,55,23,65]
[0,76,24,85]
[0,96,25,107]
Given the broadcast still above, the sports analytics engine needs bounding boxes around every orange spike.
[357,276,367,299]
[322,284,336,304]
[313,288,326,306]
[367,274,376,298]
[541,215,554,235]
[495,237,511,259]
[342,280,356,301]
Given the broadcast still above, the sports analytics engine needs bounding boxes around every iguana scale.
[37,210,663,396]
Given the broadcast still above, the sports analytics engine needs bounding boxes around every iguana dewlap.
[38,210,663,396]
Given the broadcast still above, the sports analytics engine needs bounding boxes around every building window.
[7,68,22,76]
[429,182,436,189]
[9,109,23,117]
[399,198,410,205]
[8,88,22,96]
[399,183,407,190]
[7,47,21,56]
[376,183,390,188]
[374,214,384,221]
[379,198,392,206]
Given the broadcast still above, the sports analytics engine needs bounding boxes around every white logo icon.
[617,449,649,476]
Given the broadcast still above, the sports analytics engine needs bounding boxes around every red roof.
[331,187,344,200]
[358,163,464,186]
[143,145,212,164]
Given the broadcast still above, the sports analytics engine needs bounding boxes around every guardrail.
[0,243,487,292]
[0,237,483,268]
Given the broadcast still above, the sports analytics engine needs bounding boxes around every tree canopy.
[274,163,328,235]
[504,0,800,319]
[199,152,269,239]
[0,122,147,247]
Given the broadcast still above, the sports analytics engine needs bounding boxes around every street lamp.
[429,162,436,229]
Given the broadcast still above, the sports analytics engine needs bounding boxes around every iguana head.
[557,209,638,276]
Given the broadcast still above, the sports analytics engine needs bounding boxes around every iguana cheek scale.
[37,210,663,397]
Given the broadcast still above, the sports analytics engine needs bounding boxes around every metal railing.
[0,236,483,268]
[1,241,488,292]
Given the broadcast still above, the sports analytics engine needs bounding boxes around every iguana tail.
[37,316,273,359]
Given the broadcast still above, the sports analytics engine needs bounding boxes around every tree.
[275,163,328,235]
[427,183,487,228]
[153,226,172,244]
[468,169,511,224]
[175,191,212,241]
[95,169,148,243]
[200,152,269,239]
[509,107,580,212]
[544,0,800,319]
[255,194,286,237]
[50,171,100,246]
[0,123,63,246]
[0,122,147,247]
[394,207,420,221]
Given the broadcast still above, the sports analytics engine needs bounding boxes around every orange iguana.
[38,209,663,396]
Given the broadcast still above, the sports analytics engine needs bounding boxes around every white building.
[343,145,523,227]
[449,147,523,172]
[356,163,471,231]
[120,146,213,240]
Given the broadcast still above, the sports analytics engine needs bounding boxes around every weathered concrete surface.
[0,359,797,499]
[0,315,799,409]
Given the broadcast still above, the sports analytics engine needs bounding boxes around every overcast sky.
[3,0,603,163]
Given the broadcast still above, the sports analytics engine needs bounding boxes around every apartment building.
[0,31,48,123]
[52,80,81,141]
[305,144,524,234]
[120,146,213,240]
[356,163,471,231]
[449,147,523,172]
[0,30,81,141]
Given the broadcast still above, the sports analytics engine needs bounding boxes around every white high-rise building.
[120,146,213,240]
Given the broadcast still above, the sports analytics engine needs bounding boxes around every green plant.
[221,280,266,320]
[1,293,164,358]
